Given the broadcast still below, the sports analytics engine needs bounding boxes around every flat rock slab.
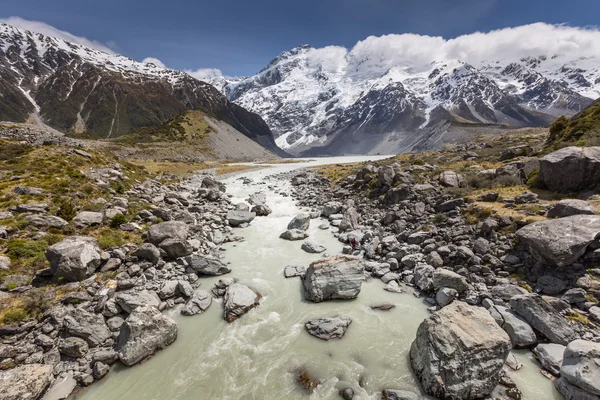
[223,283,261,322]
[560,340,600,396]
[516,215,600,267]
[533,343,565,375]
[284,265,306,278]
[305,316,351,340]
[0,363,53,400]
[301,240,326,254]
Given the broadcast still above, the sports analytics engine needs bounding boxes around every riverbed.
[78,156,561,400]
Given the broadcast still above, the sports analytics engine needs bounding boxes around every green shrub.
[109,214,127,229]
[56,198,77,221]
[0,308,27,325]
[7,239,48,261]
[111,181,125,194]
[98,229,125,249]
[4,281,18,290]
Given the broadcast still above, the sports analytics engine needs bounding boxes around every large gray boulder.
[339,207,359,232]
[45,236,102,281]
[73,211,103,228]
[181,290,212,316]
[410,301,511,399]
[227,210,256,227]
[432,268,469,293]
[223,283,261,322]
[187,255,231,275]
[540,146,600,193]
[509,294,578,345]
[439,171,463,187]
[555,377,600,400]
[247,192,266,205]
[0,364,53,400]
[516,215,600,267]
[413,263,435,292]
[381,389,420,400]
[302,255,364,302]
[547,199,595,218]
[61,308,111,347]
[25,215,69,229]
[560,340,600,396]
[117,306,177,366]
[287,213,311,231]
[114,290,160,313]
[305,316,351,340]
[321,202,342,217]
[132,243,161,264]
[279,229,308,241]
[489,305,537,348]
[58,337,89,358]
[301,240,326,254]
[147,221,189,245]
[533,343,565,375]
[159,238,193,258]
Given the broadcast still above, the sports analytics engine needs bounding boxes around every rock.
[562,288,588,304]
[279,229,309,241]
[509,294,578,345]
[114,290,160,313]
[410,301,511,399]
[436,287,458,307]
[227,210,256,227]
[302,255,364,302]
[304,316,351,340]
[223,283,261,322]
[284,265,306,278]
[473,237,490,255]
[548,199,595,218]
[93,361,109,380]
[322,202,342,217]
[539,147,600,193]
[516,215,600,267]
[590,306,600,323]
[159,239,193,258]
[72,211,103,228]
[93,350,119,365]
[147,221,189,245]
[16,203,49,213]
[490,284,528,301]
[301,240,326,254]
[117,306,177,366]
[187,255,231,275]
[339,207,359,231]
[560,340,600,396]
[45,236,102,281]
[339,387,354,400]
[536,275,567,295]
[61,308,111,347]
[251,204,272,216]
[432,268,469,293]
[181,290,212,316]
[247,192,266,205]
[533,343,565,375]
[371,302,395,311]
[287,213,311,231]
[477,192,499,202]
[489,305,537,348]
[414,263,435,292]
[41,372,77,400]
[555,377,600,400]
[58,337,89,358]
[131,243,161,264]
[25,215,69,229]
[384,281,403,293]
[436,198,465,212]
[0,363,53,400]
[381,389,420,400]
[439,171,463,187]
[13,186,44,196]
[515,191,538,204]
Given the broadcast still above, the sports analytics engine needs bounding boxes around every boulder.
[0,256,11,271]
[516,215,600,267]
[227,210,256,227]
[321,202,342,217]
[410,301,511,399]
[159,238,193,258]
[279,229,308,241]
[539,146,600,193]
[247,192,266,205]
[536,275,567,295]
[533,343,565,375]
[0,364,53,400]
[147,221,189,245]
[58,337,89,358]
[41,372,77,400]
[13,186,44,196]
[302,256,364,302]
[413,263,435,292]
[339,207,359,231]
[117,306,177,366]
[181,290,212,316]
[187,255,231,275]
[72,211,103,228]
[555,377,600,400]
[381,389,420,400]
[562,288,588,304]
[46,236,102,281]
[251,204,272,216]
[61,308,111,347]
[287,213,311,231]
[114,290,160,313]
[509,294,578,345]
[223,283,261,322]
[436,287,457,307]
[489,305,537,348]
[489,284,528,301]
[304,316,351,340]
[301,240,326,254]
[439,171,463,187]
[25,215,69,229]
[432,268,469,293]
[131,243,161,264]
[560,340,600,396]
[548,199,595,218]
[284,265,306,278]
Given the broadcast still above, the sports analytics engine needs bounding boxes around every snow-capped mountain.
[0,23,284,155]
[213,42,599,155]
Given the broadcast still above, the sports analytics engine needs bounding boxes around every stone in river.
[304,316,351,340]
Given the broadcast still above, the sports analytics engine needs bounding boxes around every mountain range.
[210,43,600,155]
[0,23,286,156]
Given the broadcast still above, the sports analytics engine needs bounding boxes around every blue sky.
[1,0,599,76]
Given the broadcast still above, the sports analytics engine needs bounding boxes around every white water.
[77,156,561,400]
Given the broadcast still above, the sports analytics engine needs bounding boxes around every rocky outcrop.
[410,301,511,399]
[302,255,364,302]
[45,236,102,281]
[516,215,600,267]
[304,316,352,340]
[560,340,600,397]
[223,283,261,322]
[117,306,178,366]
[509,294,578,345]
[0,363,53,400]
[540,147,600,193]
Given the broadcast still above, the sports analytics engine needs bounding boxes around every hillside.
[546,99,600,149]
[0,23,286,157]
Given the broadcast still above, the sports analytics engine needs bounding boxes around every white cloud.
[185,68,223,80]
[0,16,116,54]
[142,57,166,68]
[346,23,600,73]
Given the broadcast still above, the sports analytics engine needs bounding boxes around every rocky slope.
[547,98,600,149]
[0,23,286,157]
[213,44,600,155]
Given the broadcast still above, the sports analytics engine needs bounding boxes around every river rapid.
[78,156,561,400]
